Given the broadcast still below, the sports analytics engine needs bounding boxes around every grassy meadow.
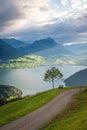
[0,89,62,126]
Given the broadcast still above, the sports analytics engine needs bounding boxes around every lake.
[0,65,87,96]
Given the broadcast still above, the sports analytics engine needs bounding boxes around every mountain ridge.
[64,68,87,86]
[0,39,22,60]
[3,38,28,49]
[21,37,58,54]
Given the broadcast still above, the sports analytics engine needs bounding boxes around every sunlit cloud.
[64,40,87,46]
[61,0,68,6]
[64,42,76,46]
[71,0,83,10]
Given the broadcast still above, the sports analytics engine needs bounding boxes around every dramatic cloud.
[0,0,87,43]
[0,0,51,34]
[0,0,24,32]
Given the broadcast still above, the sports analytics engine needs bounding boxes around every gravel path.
[0,88,80,130]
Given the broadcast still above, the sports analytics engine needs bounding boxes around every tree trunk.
[52,79,54,89]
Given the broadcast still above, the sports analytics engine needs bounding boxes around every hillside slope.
[0,39,22,60]
[36,44,74,58]
[3,38,28,49]
[0,85,22,98]
[22,37,57,53]
[64,68,87,86]
[64,42,87,55]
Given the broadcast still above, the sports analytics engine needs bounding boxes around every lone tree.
[44,67,63,88]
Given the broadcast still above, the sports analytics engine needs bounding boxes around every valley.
[0,37,87,69]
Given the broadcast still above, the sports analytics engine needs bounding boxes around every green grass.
[0,87,86,127]
[0,89,62,126]
[41,88,87,130]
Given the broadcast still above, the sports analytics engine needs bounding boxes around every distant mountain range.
[64,42,87,55]
[20,37,57,53]
[3,38,28,49]
[64,68,87,86]
[21,37,76,62]
[64,42,87,65]
[35,44,74,58]
[0,37,70,58]
[0,37,87,66]
[0,39,22,60]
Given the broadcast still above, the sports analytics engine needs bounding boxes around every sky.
[0,0,87,43]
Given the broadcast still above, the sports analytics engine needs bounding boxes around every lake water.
[0,65,87,96]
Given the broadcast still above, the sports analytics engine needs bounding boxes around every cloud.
[13,9,87,43]
[61,0,68,6]
[0,0,51,34]
[0,0,24,32]
[64,42,77,46]
[64,40,87,46]
[0,0,87,43]
[39,6,50,12]
[1,10,87,44]
[71,0,82,10]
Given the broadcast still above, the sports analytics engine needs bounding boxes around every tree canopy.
[44,67,63,88]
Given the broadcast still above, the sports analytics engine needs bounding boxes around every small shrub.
[0,98,7,106]
[58,85,64,89]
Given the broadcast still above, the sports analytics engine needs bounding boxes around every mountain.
[0,37,80,65]
[64,68,87,86]
[0,39,22,60]
[0,85,22,98]
[64,42,87,65]
[22,37,57,53]
[75,43,87,55]
[35,43,75,60]
[19,37,76,65]
[3,38,28,49]
[64,42,87,55]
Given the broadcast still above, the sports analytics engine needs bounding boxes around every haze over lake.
[0,65,87,96]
